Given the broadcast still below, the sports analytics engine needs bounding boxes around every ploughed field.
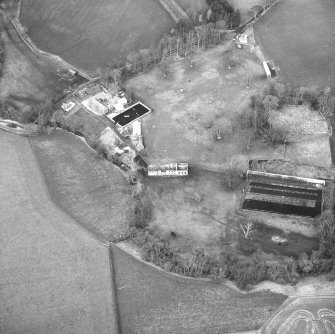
[20,0,175,72]
[254,0,335,89]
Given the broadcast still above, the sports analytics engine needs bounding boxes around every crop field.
[30,130,135,240]
[0,131,118,334]
[254,0,335,89]
[20,0,175,72]
[112,245,288,334]
[0,23,85,122]
[261,296,335,334]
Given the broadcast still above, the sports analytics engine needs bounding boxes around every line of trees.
[130,226,334,289]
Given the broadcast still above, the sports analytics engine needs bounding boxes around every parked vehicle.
[271,235,288,245]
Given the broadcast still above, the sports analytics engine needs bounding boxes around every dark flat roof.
[112,102,151,127]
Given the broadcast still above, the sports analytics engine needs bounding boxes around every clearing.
[30,130,136,241]
[0,131,118,334]
[254,0,335,89]
[127,42,275,168]
[20,0,175,73]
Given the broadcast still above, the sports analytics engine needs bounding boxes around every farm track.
[157,0,190,23]
[0,8,92,80]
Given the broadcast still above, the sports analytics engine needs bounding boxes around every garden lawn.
[254,0,335,89]
[30,130,135,241]
[20,0,175,73]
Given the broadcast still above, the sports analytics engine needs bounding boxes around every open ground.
[30,130,135,241]
[125,40,328,258]
[3,128,288,334]
[0,22,85,121]
[128,42,276,167]
[112,245,287,334]
[254,0,335,89]
[0,131,118,334]
[20,0,175,73]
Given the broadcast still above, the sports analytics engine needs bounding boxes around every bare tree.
[240,222,256,239]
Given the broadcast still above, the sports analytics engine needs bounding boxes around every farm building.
[82,97,108,116]
[242,170,324,218]
[148,163,188,177]
[112,102,151,127]
[236,34,248,48]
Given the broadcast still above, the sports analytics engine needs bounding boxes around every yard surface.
[20,0,175,73]
[30,130,135,240]
[254,0,335,89]
[112,245,288,334]
[0,131,118,334]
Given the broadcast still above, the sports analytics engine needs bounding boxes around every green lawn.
[20,0,175,72]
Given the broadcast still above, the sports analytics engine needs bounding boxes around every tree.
[110,68,122,86]
[262,95,279,117]
[250,94,263,135]
[240,222,256,239]
[317,87,331,118]
[250,5,262,20]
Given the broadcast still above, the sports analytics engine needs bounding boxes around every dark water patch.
[239,222,318,257]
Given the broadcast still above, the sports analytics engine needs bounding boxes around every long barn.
[242,170,325,217]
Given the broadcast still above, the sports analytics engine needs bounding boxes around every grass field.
[0,131,118,334]
[112,245,288,334]
[127,43,277,168]
[146,167,238,252]
[30,130,135,241]
[20,0,175,72]
[0,23,85,122]
[254,0,335,89]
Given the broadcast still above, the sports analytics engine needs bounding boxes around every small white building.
[148,163,188,177]
[262,61,271,77]
[61,101,75,112]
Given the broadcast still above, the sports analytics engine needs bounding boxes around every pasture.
[0,131,118,334]
[127,43,275,168]
[0,23,85,122]
[30,130,135,241]
[254,0,335,89]
[20,0,175,73]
